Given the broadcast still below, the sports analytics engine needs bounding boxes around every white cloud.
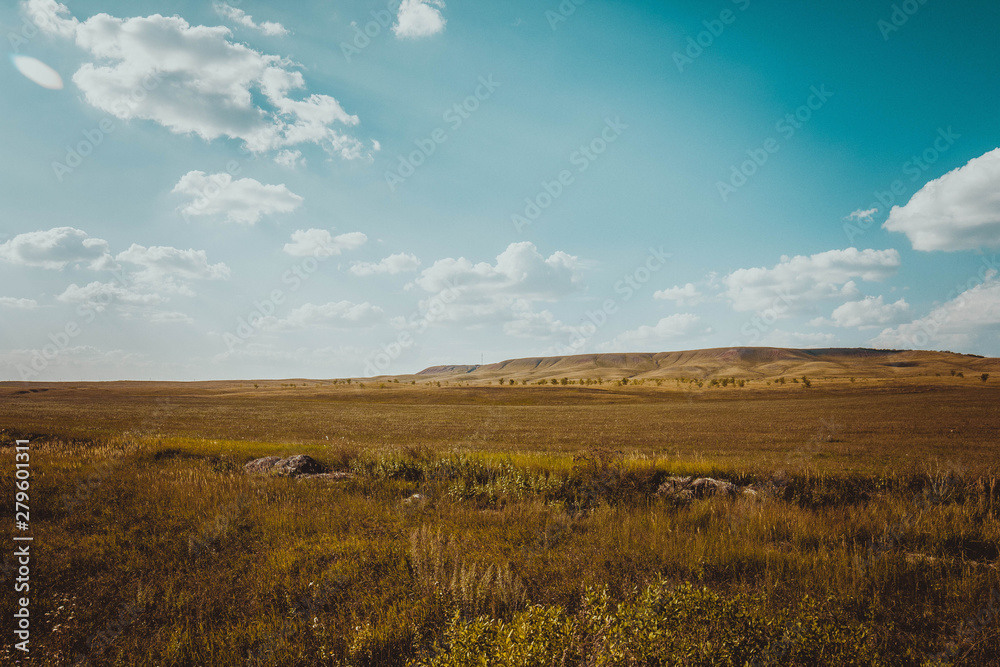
[350,253,421,276]
[274,149,304,168]
[56,281,166,309]
[870,270,1000,353]
[598,314,703,352]
[0,297,39,309]
[213,2,288,36]
[393,0,446,38]
[408,242,582,338]
[653,283,703,306]
[264,301,384,330]
[884,148,1000,251]
[0,227,116,270]
[146,310,195,324]
[810,295,911,329]
[116,244,231,290]
[759,330,838,348]
[846,208,878,222]
[722,248,901,315]
[415,242,580,300]
[24,0,368,158]
[283,229,368,258]
[173,171,303,224]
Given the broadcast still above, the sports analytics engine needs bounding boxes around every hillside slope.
[414,347,998,381]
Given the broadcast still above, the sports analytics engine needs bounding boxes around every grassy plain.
[1,376,998,665]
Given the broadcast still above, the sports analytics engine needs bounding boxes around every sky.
[1,0,999,381]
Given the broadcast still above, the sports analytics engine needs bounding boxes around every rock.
[655,476,692,496]
[690,477,738,499]
[243,456,281,475]
[244,455,328,477]
[402,493,425,505]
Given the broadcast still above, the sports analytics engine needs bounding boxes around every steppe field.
[2,349,1000,666]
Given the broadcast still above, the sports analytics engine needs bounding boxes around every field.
[2,372,999,665]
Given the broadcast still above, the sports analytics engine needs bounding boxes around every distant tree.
[957,372,965,378]
[982,373,990,383]
[621,378,629,385]
[778,377,786,384]
[561,377,569,385]
[951,370,957,377]
[498,378,505,386]
[802,376,812,388]
[550,378,558,385]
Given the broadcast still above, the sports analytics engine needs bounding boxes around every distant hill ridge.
[414,347,996,381]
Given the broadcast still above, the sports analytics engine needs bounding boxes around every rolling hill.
[413,347,999,382]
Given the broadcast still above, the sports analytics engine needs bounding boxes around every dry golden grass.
[1,367,999,665]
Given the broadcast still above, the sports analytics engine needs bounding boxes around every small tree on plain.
[982,373,990,383]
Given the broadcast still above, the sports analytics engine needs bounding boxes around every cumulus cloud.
[212,2,288,36]
[870,269,1000,353]
[653,283,703,306]
[846,208,878,222]
[274,149,303,168]
[24,0,368,157]
[722,248,901,315]
[350,253,421,276]
[393,0,446,38]
[0,297,39,309]
[759,330,838,348]
[264,301,384,330]
[810,295,911,329]
[117,244,231,290]
[173,171,303,224]
[0,227,116,270]
[884,148,1000,251]
[283,229,368,258]
[56,281,166,309]
[407,242,582,339]
[598,313,704,352]
[415,242,580,300]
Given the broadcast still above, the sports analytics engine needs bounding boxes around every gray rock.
[243,456,282,475]
[244,455,328,477]
[689,477,738,498]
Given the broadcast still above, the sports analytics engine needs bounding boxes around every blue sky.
[2,0,999,380]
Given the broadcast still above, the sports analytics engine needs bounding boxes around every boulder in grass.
[689,477,738,499]
[244,456,282,475]
[272,455,327,476]
[244,455,328,477]
[655,476,692,497]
